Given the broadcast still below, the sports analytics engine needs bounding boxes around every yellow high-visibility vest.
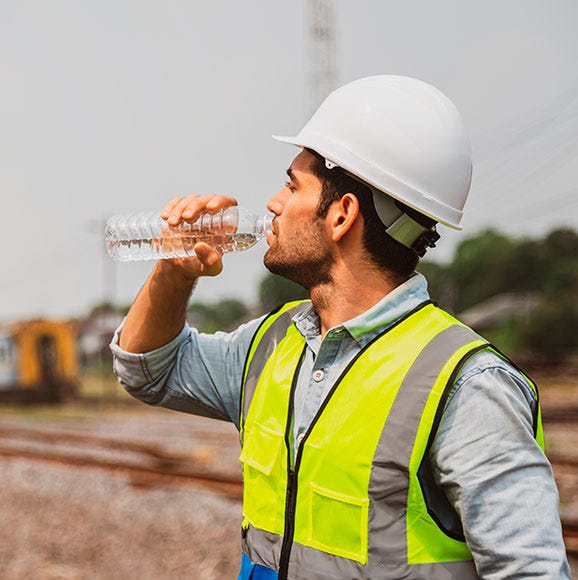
[239,301,543,579]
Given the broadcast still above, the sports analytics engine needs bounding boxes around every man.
[111,76,570,579]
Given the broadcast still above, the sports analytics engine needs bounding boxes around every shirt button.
[297,433,305,445]
[313,369,325,382]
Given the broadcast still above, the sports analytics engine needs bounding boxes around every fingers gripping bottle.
[105,206,273,262]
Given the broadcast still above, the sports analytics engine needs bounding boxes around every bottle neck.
[259,214,273,236]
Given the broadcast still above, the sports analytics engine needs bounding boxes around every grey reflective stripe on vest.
[367,323,482,576]
[243,526,480,579]
[242,303,309,422]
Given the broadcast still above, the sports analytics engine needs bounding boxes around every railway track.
[541,405,578,424]
[0,425,243,500]
[0,423,576,559]
[543,405,578,561]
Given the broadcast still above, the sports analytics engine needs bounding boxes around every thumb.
[193,242,223,277]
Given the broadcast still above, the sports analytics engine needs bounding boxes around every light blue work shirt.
[110,273,570,579]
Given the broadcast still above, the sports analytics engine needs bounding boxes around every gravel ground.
[0,409,242,580]
[0,384,576,578]
[0,459,241,580]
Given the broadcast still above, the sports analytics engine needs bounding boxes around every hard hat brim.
[272,133,464,230]
[272,134,301,146]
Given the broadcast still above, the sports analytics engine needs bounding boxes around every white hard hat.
[273,75,472,230]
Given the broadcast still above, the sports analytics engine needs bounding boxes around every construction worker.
[111,76,570,579]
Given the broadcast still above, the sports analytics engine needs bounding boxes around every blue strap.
[238,552,278,580]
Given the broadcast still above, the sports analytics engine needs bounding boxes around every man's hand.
[118,193,238,353]
[159,193,239,280]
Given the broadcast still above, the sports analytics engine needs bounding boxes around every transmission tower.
[307,0,337,113]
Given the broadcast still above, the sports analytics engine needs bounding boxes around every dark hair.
[306,148,434,282]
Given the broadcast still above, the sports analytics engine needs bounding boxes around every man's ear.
[329,193,360,242]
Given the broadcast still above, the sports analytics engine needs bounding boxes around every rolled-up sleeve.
[110,315,265,428]
[431,350,570,579]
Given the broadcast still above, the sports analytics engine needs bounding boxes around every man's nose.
[267,188,290,215]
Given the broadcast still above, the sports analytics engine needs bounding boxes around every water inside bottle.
[107,232,262,262]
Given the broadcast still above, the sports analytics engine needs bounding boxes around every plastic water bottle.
[105,206,273,262]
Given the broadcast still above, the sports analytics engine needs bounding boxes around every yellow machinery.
[0,319,78,403]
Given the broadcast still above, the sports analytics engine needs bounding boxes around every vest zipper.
[278,468,297,580]
[278,348,305,580]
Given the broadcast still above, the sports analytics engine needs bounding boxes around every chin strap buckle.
[412,228,440,257]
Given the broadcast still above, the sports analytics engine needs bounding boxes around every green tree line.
[419,227,578,360]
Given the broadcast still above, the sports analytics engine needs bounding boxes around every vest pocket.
[239,422,284,532]
[307,482,369,564]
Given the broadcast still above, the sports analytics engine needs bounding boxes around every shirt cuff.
[110,319,190,387]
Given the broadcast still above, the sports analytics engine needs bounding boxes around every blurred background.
[0,1,576,577]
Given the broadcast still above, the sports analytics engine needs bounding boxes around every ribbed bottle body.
[105,207,272,262]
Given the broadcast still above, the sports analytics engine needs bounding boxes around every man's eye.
[285,181,295,192]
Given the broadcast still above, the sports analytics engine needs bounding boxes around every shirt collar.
[292,272,431,347]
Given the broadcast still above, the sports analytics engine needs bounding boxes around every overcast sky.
[1,0,577,322]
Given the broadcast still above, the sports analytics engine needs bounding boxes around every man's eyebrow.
[286,167,299,184]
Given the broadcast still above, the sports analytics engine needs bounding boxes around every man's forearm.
[117,194,235,353]
[119,260,197,353]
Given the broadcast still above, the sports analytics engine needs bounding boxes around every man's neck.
[310,267,401,337]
